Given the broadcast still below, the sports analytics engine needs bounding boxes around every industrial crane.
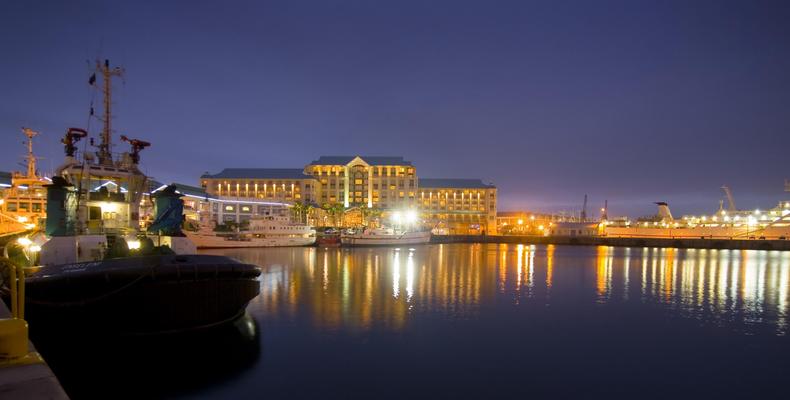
[721,185,736,212]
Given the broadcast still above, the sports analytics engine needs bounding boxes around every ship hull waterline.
[22,254,261,335]
[186,232,316,249]
[340,231,432,247]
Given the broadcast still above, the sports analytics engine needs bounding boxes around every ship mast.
[95,59,124,166]
[22,127,38,179]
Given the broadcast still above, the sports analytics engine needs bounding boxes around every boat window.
[32,203,42,212]
[89,206,102,220]
[6,202,17,211]
[19,202,30,211]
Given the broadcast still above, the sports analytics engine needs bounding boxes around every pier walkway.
[0,300,69,399]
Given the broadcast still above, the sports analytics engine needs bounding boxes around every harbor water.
[32,244,790,398]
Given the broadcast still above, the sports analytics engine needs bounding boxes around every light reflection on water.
[204,243,790,336]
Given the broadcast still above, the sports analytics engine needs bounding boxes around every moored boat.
[316,228,341,247]
[341,227,431,246]
[24,254,260,334]
[15,60,261,334]
[0,128,48,236]
[187,211,316,248]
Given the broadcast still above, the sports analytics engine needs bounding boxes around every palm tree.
[322,202,345,227]
[368,207,382,227]
[303,203,315,225]
[359,205,382,227]
[290,201,304,222]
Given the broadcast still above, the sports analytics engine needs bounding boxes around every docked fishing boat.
[341,227,431,246]
[17,60,261,334]
[187,211,316,248]
[0,128,48,236]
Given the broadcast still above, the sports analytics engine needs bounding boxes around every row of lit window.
[312,166,415,176]
[2,202,44,212]
[210,180,311,188]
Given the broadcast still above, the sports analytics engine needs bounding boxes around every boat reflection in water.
[209,244,790,336]
[31,313,261,399]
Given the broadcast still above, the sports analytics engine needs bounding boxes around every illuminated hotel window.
[330,196,336,202]
[354,191,362,197]
[354,179,363,185]
[389,185,396,190]
[241,206,251,212]
[225,205,235,212]
[399,192,404,197]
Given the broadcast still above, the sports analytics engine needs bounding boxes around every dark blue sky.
[2,0,789,217]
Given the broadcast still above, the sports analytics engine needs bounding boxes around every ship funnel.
[655,202,673,222]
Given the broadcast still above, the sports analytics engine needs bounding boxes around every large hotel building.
[200,156,497,234]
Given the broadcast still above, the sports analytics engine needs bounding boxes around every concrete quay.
[0,300,69,400]
[432,234,790,251]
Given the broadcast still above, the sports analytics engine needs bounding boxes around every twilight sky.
[1,0,789,217]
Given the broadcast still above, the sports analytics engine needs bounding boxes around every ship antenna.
[94,58,124,166]
[21,127,39,179]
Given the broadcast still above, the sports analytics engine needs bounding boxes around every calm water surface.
[36,244,790,398]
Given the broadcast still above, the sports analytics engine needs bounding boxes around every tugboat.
[19,60,261,334]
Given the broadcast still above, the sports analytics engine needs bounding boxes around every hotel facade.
[200,156,497,234]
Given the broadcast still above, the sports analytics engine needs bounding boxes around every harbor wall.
[431,234,790,251]
[605,226,790,240]
[0,300,69,399]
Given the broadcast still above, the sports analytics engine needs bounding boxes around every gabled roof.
[150,181,215,199]
[172,183,213,198]
[308,156,412,166]
[419,178,495,189]
[0,171,11,187]
[200,168,315,180]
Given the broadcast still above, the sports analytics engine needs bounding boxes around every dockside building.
[200,156,497,234]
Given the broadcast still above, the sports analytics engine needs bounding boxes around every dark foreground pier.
[433,235,790,251]
[0,301,68,399]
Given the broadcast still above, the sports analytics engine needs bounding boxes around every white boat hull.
[340,231,431,246]
[186,232,316,248]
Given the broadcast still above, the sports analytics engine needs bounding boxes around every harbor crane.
[581,194,588,221]
[721,185,736,212]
